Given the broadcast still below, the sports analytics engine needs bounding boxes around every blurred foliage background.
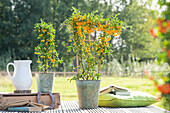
[0,0,164,72]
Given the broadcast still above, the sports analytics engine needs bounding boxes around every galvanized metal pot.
[36,73,54,93]
[76,80,101,109]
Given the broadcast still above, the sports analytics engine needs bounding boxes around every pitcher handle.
[6,63,15,81]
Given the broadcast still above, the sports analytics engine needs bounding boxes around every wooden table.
[47,101,170,113]
[1,101,170,113]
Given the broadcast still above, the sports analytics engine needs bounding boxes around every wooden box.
[0,92,60,110]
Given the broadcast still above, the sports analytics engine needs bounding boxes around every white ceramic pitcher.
[6,60,32,90]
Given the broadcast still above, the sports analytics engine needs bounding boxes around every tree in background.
[0,0,15,70]
[0,0,161,71]
[0,0,110,71]
[0,0,51,70]
[111,0,161,63]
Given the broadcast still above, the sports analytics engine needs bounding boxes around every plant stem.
[44,55,47,73]
[85,33,91,80]
[73,23,79,77]
[80,56,85,80]
[87,33,90,74]
[76,53,79,74]
[98,60,101,73]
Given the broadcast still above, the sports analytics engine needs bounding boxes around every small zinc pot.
[76,80,101,109]
[36,73,54,93]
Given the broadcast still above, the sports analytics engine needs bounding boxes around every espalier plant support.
[61,7,127,80]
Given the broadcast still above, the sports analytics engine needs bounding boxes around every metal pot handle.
[37,92,55,109]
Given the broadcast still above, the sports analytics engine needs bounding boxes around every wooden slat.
[56,102,63,113]
[69,101,79,113]
[96,107,110,113]
[70,101,89,113]
[103,107,127,113]
[140,106,169,113]
[131,107,154,113]
[60,101,66,113]
[119,108,133,113]
[65,101,81,113]
[62,101,104,113]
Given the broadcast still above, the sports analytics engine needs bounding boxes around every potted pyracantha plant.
[34,19,63,93]
[61,7,127,108]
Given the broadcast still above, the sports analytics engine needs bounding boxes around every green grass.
[0,76,163,108]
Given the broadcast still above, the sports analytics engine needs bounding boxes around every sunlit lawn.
[0,75,163,108]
